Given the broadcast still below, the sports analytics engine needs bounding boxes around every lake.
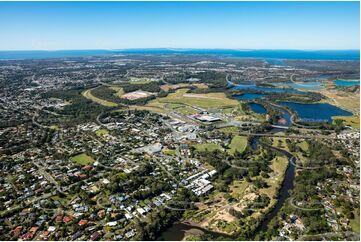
[272,81,323,90]
[334,79,360,87]
[249,103,267,114]
[230,82,303,93]
[233,93,266,100]
[278,101,352,123]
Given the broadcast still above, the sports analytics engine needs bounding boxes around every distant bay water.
[0,49,359,60]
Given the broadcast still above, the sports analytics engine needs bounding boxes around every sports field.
[194,143,223,152]
[95,128,109,137]
[70,153,95,165]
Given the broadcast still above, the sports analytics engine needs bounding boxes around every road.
[237,132,345,140]
[32,161,64,194]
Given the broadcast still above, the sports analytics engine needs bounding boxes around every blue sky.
[0,1,359,50]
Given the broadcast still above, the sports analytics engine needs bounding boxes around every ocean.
[0,49,359,60]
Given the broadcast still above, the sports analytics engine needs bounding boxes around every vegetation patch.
[82,89,118,107]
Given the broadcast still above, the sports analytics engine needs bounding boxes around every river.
[157,222,234,241]
[159,106,296,240]
[249,106,296,237]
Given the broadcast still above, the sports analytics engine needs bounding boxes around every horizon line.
[0,48,360,52]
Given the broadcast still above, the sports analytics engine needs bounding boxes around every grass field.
[129,105,168,113]
[297,140,309,152]
[147,88,239,111]
[71,153,95,165]
[272,136,289,151]
[333,115,360,129]
[82,89,118,107]
[350,211,360,233]
[194,143,223,152]
[165,103,197,115]
[160,83,209,92]
[128,78,154,84]
[218,126,239,135]
[95,128,109,137]
[230,180,250,198]
[162,148,176,156]
[260,156,288,198]
[227,135,248,155]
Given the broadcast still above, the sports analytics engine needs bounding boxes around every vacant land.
[82,89,118,107]
[319,89,360,114]
[227,135,248,155]
[333,115,360,129]
[230,180,250,199]
[71,153,95,165]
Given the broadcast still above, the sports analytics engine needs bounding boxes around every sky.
[0,1,359,50]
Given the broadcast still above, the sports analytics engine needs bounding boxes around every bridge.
[270,125,289,129]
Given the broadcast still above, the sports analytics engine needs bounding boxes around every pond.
[249,103,267,114]
[334,79,360,87]
[278,101,352,123]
